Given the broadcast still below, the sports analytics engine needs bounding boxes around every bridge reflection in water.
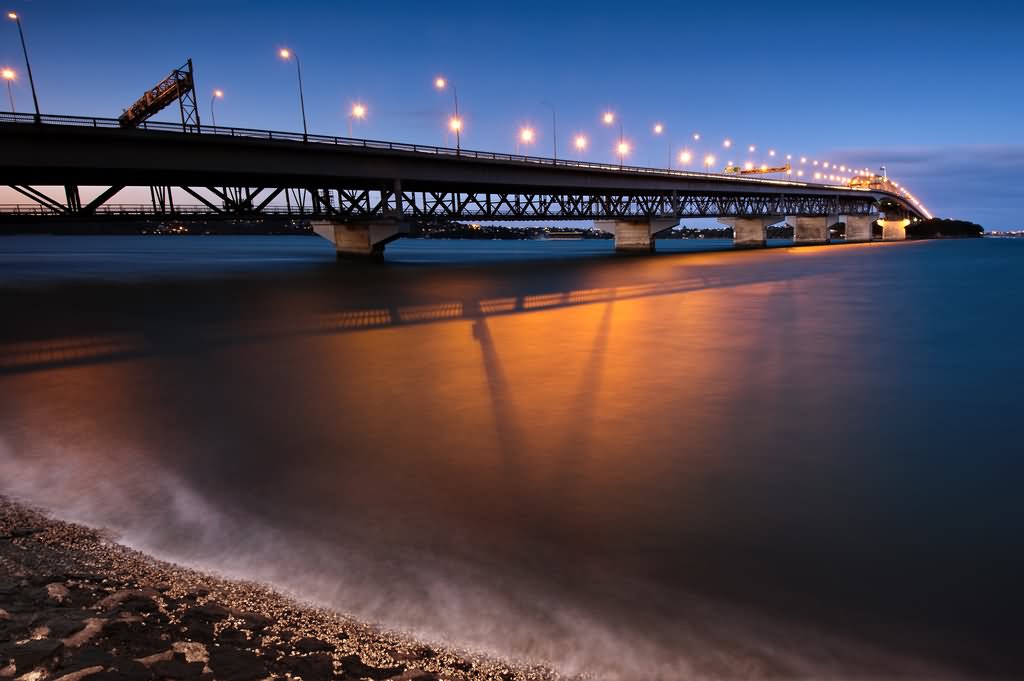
[0,238,1019,680]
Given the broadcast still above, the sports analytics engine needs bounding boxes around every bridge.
[0,113,929,258]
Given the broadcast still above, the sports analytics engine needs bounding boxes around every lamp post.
[574,134,588,158]
[210,89,223,128]
[653,122,669,170]
[517,126,534,155]
[540,101,557,161]
[2,68,14,113]
[602,111,624,167]
[434,76,460,154]
[348,102,366,137]
[278,48,308,141]
[6,12,39,122]
[704,154,716,174]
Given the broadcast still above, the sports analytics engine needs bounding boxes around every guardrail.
[0,110,838,188]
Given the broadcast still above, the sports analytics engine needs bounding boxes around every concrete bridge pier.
[594,217,678,253]
[844,215,877,242]
[311,219,408,259]
[719,217,782,248]
[879,218,909,241]
[788,215,836,244]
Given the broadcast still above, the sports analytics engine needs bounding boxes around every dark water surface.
[1,236,1021,680]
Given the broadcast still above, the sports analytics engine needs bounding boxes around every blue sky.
[2,0,1022,227]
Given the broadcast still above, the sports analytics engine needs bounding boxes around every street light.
[6,12,39,122]
[348,102,366,137]
[653,122,670,169]
[704,154,716,173]
[2,67,14,113]
[210,89,223,128]
[278,48,308,141]
[517,126,535,155]
[602,111,624,167]
[723,138,732,148]
[679,149,692,165]
[435,75,460,154]
[616,140,630,167]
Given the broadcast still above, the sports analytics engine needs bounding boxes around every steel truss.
[2,185,880,221]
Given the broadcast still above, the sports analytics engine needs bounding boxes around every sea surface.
[1,235,1021,680]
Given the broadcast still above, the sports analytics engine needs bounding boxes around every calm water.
[1,236,1021,680]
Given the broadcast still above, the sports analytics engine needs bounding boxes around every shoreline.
[0,497,556,681]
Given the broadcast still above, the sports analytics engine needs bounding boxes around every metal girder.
[1,185,879,221]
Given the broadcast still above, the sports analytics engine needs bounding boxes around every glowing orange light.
[7,12,17,19]
[1,68,13,81]
[449,117,462,132]
[602,111,615,125]
[653,123,664,134]
[519,127,535,143]
[574,134,588,151]
[679,150,692,164]
[744,161,754,170]
[617,141,630,156]
[351,103,366,119]
[279,48,291,59]
[434,77,446,89]
[704,154,716,168]
[213,89,223,98]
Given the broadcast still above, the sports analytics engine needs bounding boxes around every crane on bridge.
[118,59,200,131]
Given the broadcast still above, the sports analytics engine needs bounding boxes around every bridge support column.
[844,215,877,242]
[311,219,409,259]
[594,217,678,253]
[788,216,834,245]
[719,217,782,248]
[879,218,909,241]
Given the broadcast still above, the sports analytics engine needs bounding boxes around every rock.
[63,617,105,648]
[292,636,333,653]
[338,653,406,680]
[9,528,43,539]
[95,590,160,614]
[0,636,64,673]
[170,641,208,665]
[51,664,105,681]
[150,656,205,679]
[0,609,8,622]
[207,647,267,681]
[62,644,115,670]
[180,603,228,624]
[234,612,271,631]
[110,656,158,680]
[44,614,88,638]
[393,670,438,681]
[217,627,247,645]
[47,582,71,605]
[181,620,215,643]
[280,652,334,680]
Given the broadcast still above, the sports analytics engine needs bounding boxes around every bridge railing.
[0,110,812,185]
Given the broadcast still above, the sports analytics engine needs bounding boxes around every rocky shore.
[0,498,555,681]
